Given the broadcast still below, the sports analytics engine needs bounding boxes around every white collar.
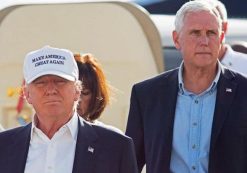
[221,44,235,67]
[30,112,78,141]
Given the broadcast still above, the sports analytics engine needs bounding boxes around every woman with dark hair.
[74,53,111,123]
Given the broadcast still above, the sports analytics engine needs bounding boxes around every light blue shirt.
[170,62,222,173]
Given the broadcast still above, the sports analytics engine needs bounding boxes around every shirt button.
[192,144,196,149]
[192,165,196,170]
[192,122,197,126]
[195,100,199,104]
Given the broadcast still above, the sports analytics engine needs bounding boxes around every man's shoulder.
[80,118,131,144]
[221,66,247,84]
[134,68,179,88]
[93,120,124,135]
[0,125,28,136]
[92,124,131,144]
[0,125,30,145]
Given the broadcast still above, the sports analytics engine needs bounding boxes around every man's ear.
[23,86,32,104]
[74,87,81,101]
[172,30,181,50]
[222,22,228,34]
[220,31,225,44]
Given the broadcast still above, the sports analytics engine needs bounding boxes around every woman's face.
[77,88,92,118]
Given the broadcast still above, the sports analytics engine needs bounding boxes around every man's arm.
[126,85,145,173]
[119,137,138,173]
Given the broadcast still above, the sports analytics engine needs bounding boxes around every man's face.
[173,11,224,69]
[24,75,80,120]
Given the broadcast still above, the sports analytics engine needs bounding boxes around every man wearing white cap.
[0,46,138,173]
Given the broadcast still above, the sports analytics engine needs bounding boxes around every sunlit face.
[24,75,80,120]
[173,11,224,69]
[77,88,92,118]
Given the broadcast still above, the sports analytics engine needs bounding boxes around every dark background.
[134,0,247,18]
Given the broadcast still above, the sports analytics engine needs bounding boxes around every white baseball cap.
[23,45,78,84]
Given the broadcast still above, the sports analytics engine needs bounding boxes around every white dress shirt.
[221,45,247,75]
[0,124,4,132]
[24,112,78,173]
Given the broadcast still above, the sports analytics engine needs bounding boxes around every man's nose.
[199,35,209,46]
[45,81,58,94]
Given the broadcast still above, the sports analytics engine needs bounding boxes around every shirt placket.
[189,96,201,173]
[45,141,56,173]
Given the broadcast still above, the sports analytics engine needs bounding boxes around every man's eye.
[33,81,46,87]
[207,31,217,37]
[34,80,45,84]
[55,80,67,85]
[190,30,200,36]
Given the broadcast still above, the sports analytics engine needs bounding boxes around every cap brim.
[26,71,76,84]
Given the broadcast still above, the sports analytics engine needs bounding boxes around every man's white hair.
[205,0,228,22]
[174,0,223,33]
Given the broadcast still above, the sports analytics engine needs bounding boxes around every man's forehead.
[184,11,220,28]
[185,10,218,21]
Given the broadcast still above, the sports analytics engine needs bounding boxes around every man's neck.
[35,112,73,139]
[183,64,218,94]
[218,44,227,61]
